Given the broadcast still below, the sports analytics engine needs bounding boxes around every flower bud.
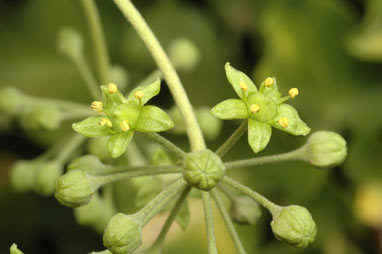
[183,150,226,191]
[271,205,316,248]
[229,196,262,225]
[87,137,111,161]
[20,104,61,131]
[10,160,42,192]
[304,131,347,168]
[196,107,222,140]
[34,162,62,196]
[57,27,83,60]
[168,38,200,72]
[67,155,108,175]
[103,213,142,254]
[54,170,95,208]
[0,87,24,115]
[109,65,129,92]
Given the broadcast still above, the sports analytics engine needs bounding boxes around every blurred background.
[0,0,381,253]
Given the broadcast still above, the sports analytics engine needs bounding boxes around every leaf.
[248,119,272,153]
[225,62,257,99]
[72,116,114,137]
[107,131,134,158]
[211,99,248,119]
[259,77,282,100]
[135,105,174,132]
[175,198,190,231]
[271,104,311,136]
[127,79,160,105]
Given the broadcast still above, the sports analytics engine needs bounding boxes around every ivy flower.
[211,63,310,153]
[73,80,174,158]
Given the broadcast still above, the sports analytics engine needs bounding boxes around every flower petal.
[259,77,282,100]
[108,131,134,158]
[72,116,115,137]
[211,99,248,120]
[127,79,160,105]
[271,104,311,136]
[225,62,257,99]
[248,119,272,153]
[135,105,174,132]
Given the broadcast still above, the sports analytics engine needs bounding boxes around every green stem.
[79,0,110,86]
[211,189,246,254]
[135,179,188,226]
[224,147,305,170]
[201,191,218,254]
[113,0,205,151]
[27,97,93,115]
[141,132,186,158]
[126,140,147,166]
[55,134,86,165]
[222,177,281,217]
[216,120,248,158]
[74,56,101,100]
[92,166,182,190]
[218,185,236,201]
[148,186,192,252]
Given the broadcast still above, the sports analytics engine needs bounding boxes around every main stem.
[141,132,186,159]
[202,191,218,254]
[224,147,305,170]
[211,189,246,254]
[113,0,205,151]
[216,120,248,158]
[80,0,110,86]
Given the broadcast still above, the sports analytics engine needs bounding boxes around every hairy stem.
[141,132,186,158]
[224,147,305,170]
[55,134,85,165]
[202,191,218,254]
[216,120,248,158]
[80,0,110,86]
[135,178,188,226]
[211,189,246,254]
[74,56,101,100]
[149,186,192,252]
[222,176,281,217]
[113,0,205,151]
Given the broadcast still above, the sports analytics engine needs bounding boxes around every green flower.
[72,80,174,158]
[211,63,310,153]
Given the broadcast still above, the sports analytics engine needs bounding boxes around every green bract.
[72,81,174,158]
[211,63,310,153]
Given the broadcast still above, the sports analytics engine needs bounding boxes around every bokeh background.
[0,0,381,253]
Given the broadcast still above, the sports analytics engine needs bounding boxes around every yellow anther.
[134,90,144,100]
[90,101,103,112]
[289,88,299,99]
[239,81,248,92]
[250,104,260,113]
[264,77,274,87]
[279,117,289,128]
[120,120,130,132]
[107,83,118,94]
[99,118,112,128]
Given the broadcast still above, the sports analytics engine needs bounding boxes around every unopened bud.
[0,87,24,115]
[229,196,262,225]
[35,162,62,196]
[103,213,142,254]
[183,150,226,191]
[271,205,316,248]
[10,160,42,192]
[20,105,61,131]
[54,170,95,208]
[168,38,200,72]
[304,131,347,168]
[57,27,83,60]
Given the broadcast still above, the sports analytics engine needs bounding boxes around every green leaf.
[271,104,311,136]
[211,99,248,119]
[72,116,115,137]
[175,198,190,231]
[225,62,257,99]
[135,105,174,132]
[107,131,134,158]
[248,119,272,153]
[127,79,160,105]
[259,77,282,100]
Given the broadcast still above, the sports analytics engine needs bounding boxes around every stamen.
[120,120,130,132]
[289,88,299,99]
[279,117,289,128]
[264,77,274,87]
[107,83,118,94]
[239,81,248,92]
[99,118,112,127]
[250,104,260,113]
[134,91,144,100]
[90,101,103,112]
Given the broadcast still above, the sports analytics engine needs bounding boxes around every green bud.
[10,243,24,254]
[229,196,262,225]
[87,137,112,161]
[304,131,347,168]
[54,170,95,208]
[109,65,129,92]
[196,107,222,140]
[0,87,24,115]
[271,205,316,248]
[68,155,109,175]
[10,160,43,192]
[168,38,200,72]
[103,213,142,254]
[20,104,61,131]
[183,150,226,191]
[35,161,62,196]
[57,27,83,60]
